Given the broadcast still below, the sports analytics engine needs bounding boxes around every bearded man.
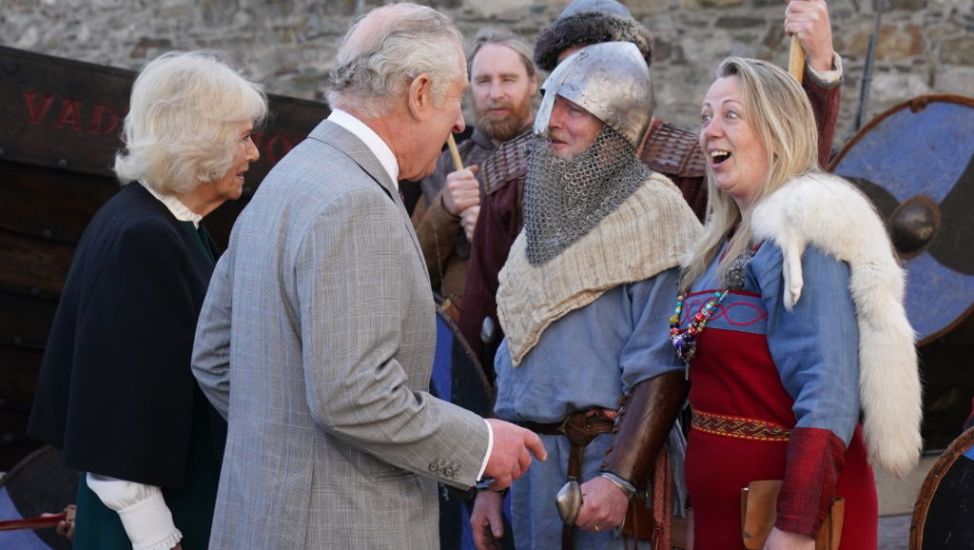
[411,27,539,315]
[470,42,701,550]
[458,0,843,367]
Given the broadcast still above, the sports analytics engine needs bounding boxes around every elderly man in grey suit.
[190,4,546,548]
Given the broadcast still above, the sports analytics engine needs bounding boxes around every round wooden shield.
[830,95,974,346]
[910,427,974,549]
[431,308,495,418]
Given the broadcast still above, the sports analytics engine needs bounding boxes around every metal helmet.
[533,41,654,149]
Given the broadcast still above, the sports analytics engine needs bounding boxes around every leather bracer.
[601,371,689,492]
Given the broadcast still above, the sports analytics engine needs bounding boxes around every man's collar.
[327,109,399,187]
[471,127,495,148]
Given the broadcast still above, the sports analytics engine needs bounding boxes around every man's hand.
[785,0,834,73]
[48,504,75,540]
[573,476,629,533]
[442,166,480,217]
[461,205,480,242]
[763,526,815,549]
[483,419,547,490]
[471,490,505,550]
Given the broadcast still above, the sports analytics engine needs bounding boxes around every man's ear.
[407,74,433,121]
[528,73,540,97]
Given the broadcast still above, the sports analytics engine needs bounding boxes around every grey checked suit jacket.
[192,120,490,549]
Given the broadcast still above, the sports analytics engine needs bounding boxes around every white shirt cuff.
[476,418,494,480]
[86,474,183,550]
[806,52,843,88]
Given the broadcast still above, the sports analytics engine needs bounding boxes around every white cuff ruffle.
[86,474,183,550]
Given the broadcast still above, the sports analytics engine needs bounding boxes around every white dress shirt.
[327,109,400,189]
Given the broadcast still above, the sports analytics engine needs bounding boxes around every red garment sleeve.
[457,182,521,377]
[775,426,846,537]
[802,67,842,168]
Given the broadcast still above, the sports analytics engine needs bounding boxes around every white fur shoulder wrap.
[751,172,922,478]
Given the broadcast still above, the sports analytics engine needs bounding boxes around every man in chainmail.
[470,42,701,550]
[522,129,648,264]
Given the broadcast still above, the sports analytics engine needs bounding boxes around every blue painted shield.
[431,308,493,418]
[830,95,974,345]
[430,308,514,550]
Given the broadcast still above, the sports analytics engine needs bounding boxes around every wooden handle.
[788,35,805,84]
[446,134,463,172]
[0,512,65,532]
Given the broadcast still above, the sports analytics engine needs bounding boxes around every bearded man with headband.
[470,41,700,550]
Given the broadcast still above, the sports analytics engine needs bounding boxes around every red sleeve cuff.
[802,71,841,167]
[775,427,846,537]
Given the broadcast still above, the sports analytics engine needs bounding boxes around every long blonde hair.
[680,57,820,290]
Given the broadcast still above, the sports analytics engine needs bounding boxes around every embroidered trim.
[691,410,791,442]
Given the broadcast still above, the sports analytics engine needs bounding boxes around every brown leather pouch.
[740,480,844,550]
[620,499,654,540]
[619,502,689,548]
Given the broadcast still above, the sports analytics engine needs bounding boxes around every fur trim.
[751,172,922,478]
[533,11,653,72]
[498,173,700,365]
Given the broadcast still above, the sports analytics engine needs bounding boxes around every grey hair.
[467,27,537,79]
[114,50,267,195]
[681,57,819,290]
[326,3,464,118]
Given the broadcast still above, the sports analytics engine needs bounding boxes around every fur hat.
[533,0,653,72]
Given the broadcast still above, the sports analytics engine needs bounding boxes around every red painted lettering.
[265,134,295,164]
[89,104,120,135]
[56,99,84,131]
[24,90,55,125]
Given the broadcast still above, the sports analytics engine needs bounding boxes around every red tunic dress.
[683,281,877,548]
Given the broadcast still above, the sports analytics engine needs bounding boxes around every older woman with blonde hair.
[671,57,921,549]
[28,50,267,550]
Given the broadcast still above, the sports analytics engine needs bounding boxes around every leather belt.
[520,409,615,549]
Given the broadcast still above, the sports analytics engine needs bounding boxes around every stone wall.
[2,0,971,154]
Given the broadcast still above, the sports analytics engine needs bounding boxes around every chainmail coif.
[523,127,651,264]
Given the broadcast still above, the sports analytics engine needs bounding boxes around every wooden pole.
[788,35,805,84]
[0,512,66,532]
[446,134,464,172]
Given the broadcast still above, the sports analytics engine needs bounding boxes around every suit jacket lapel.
[307,120,425,262]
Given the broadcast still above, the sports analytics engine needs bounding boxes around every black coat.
[29,182,226,488]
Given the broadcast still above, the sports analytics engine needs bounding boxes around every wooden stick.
[0,512,65,532]
[788,35,805,84]
[446,134,463,172]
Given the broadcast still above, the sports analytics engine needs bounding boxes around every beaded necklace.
[669,289,729,365]
[670,248,754,368]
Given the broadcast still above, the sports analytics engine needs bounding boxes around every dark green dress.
[74,387,221,550]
